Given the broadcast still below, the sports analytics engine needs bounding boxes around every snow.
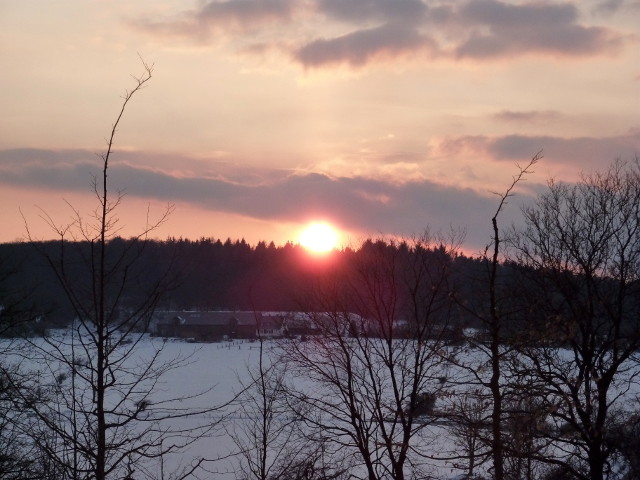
[4,333,639,479]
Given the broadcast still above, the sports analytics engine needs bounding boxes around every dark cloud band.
[3,132,637,247]
[131,0,630,67]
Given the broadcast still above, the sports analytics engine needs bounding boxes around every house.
[256,313,286,338]
[283,311,364,337]
[153,310,375,341]
[281,312,320,337]
[153,311,286,341]
[154,311,259,341]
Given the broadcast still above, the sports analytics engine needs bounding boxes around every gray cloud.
[461,0,577,26]
[454,0,623,58]
[592,0,625,16]
[438,133,640,170]
[489,134,640,165]
[316,0,427,23]
[0,148,537,249]
[493,110,562,123]
[295,22,433,67]
[197,0,295,26]
[4,135,638,247]
[131,0,628,67]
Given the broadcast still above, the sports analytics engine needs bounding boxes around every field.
[5,331,639,479]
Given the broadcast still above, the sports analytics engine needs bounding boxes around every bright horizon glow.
[299,222,339,253]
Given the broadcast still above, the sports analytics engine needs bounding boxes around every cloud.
[4,137,639,248]
[198,0,295,24]
[295,22,433,67]
[315,0,427,23]
[131,0,629,67]
[0,148,534,248]
[489,134,639,165]
[295,0,625,68]
[493,110,562,123]
[453,0,624,58]
[114,164,524,249]
[591,0,627,16]
[437,133,640,171]
[132,0,297,41]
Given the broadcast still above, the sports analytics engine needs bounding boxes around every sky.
[1,0,639,252]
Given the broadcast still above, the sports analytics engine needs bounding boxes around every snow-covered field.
[4,334,467,479]
[4,332,639,480]
[141,337,469,480]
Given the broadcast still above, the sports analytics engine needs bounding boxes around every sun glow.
[299,222,339,253]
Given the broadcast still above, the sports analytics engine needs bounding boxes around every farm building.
[153,311,288,341]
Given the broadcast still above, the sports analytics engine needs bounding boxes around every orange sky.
[1,0,639,251]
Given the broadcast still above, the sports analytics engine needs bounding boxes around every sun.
[299,222,339,253]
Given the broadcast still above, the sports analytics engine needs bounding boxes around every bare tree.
[0,366,41,478]
[449,153,541,480]
[278,234,461,480]
[445,391,492,479]
[511,159,640,480]
[0,241,49,478]
[228,330,296,480]
[11,59,218,480]
[228,313,349,480]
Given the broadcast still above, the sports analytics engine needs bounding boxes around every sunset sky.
[1,0,639,251]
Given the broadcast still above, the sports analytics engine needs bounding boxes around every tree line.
[0,235,490,331]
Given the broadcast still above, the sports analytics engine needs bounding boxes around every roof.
[155,311,361,328]
[156,311,262,327]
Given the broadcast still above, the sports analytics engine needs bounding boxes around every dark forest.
[0,236,486,329]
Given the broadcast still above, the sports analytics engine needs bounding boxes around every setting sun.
[299,222,339,253]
